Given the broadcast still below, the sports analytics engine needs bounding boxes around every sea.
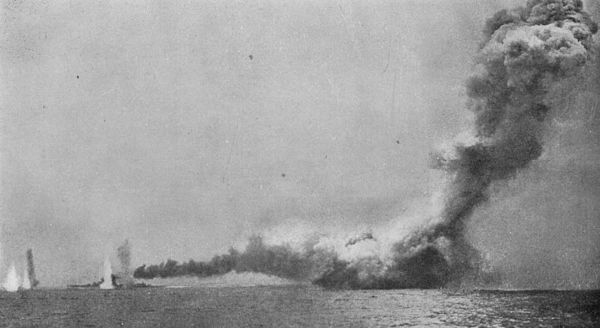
[0,286,598,327]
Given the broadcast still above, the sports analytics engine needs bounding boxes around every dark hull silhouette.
[67,274,157,289]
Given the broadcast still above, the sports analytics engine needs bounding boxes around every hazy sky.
[1,0,598,287]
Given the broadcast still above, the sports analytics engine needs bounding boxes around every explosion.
[310,0,598,289]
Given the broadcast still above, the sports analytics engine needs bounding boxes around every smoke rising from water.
[378,0,597,288]
[397,0,599,286]
[26,249,39,288]
[135,0,598,288]
[325,0,599,288]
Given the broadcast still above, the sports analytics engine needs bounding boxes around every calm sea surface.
[0,286,598,327]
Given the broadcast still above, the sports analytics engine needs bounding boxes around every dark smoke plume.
[312,0,597,288]
[376,0,598,288]
[135,0,598,289]
[430,0,596,274]
[371,0,597,288]
[26,249,39,288]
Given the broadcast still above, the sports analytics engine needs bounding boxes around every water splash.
[99,257,113,289]
[3,263,20,292]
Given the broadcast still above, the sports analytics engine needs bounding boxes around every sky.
[1,0,598,287]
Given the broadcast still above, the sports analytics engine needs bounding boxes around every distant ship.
[68,258,155,289]
[67,274,117,289]
[67,273,155,289]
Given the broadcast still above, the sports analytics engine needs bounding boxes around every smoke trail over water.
[135,0,598,288]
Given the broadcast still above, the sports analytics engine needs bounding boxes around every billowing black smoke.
[135,0,598,289]
[316,0,597,289]
[134,235,314,280]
